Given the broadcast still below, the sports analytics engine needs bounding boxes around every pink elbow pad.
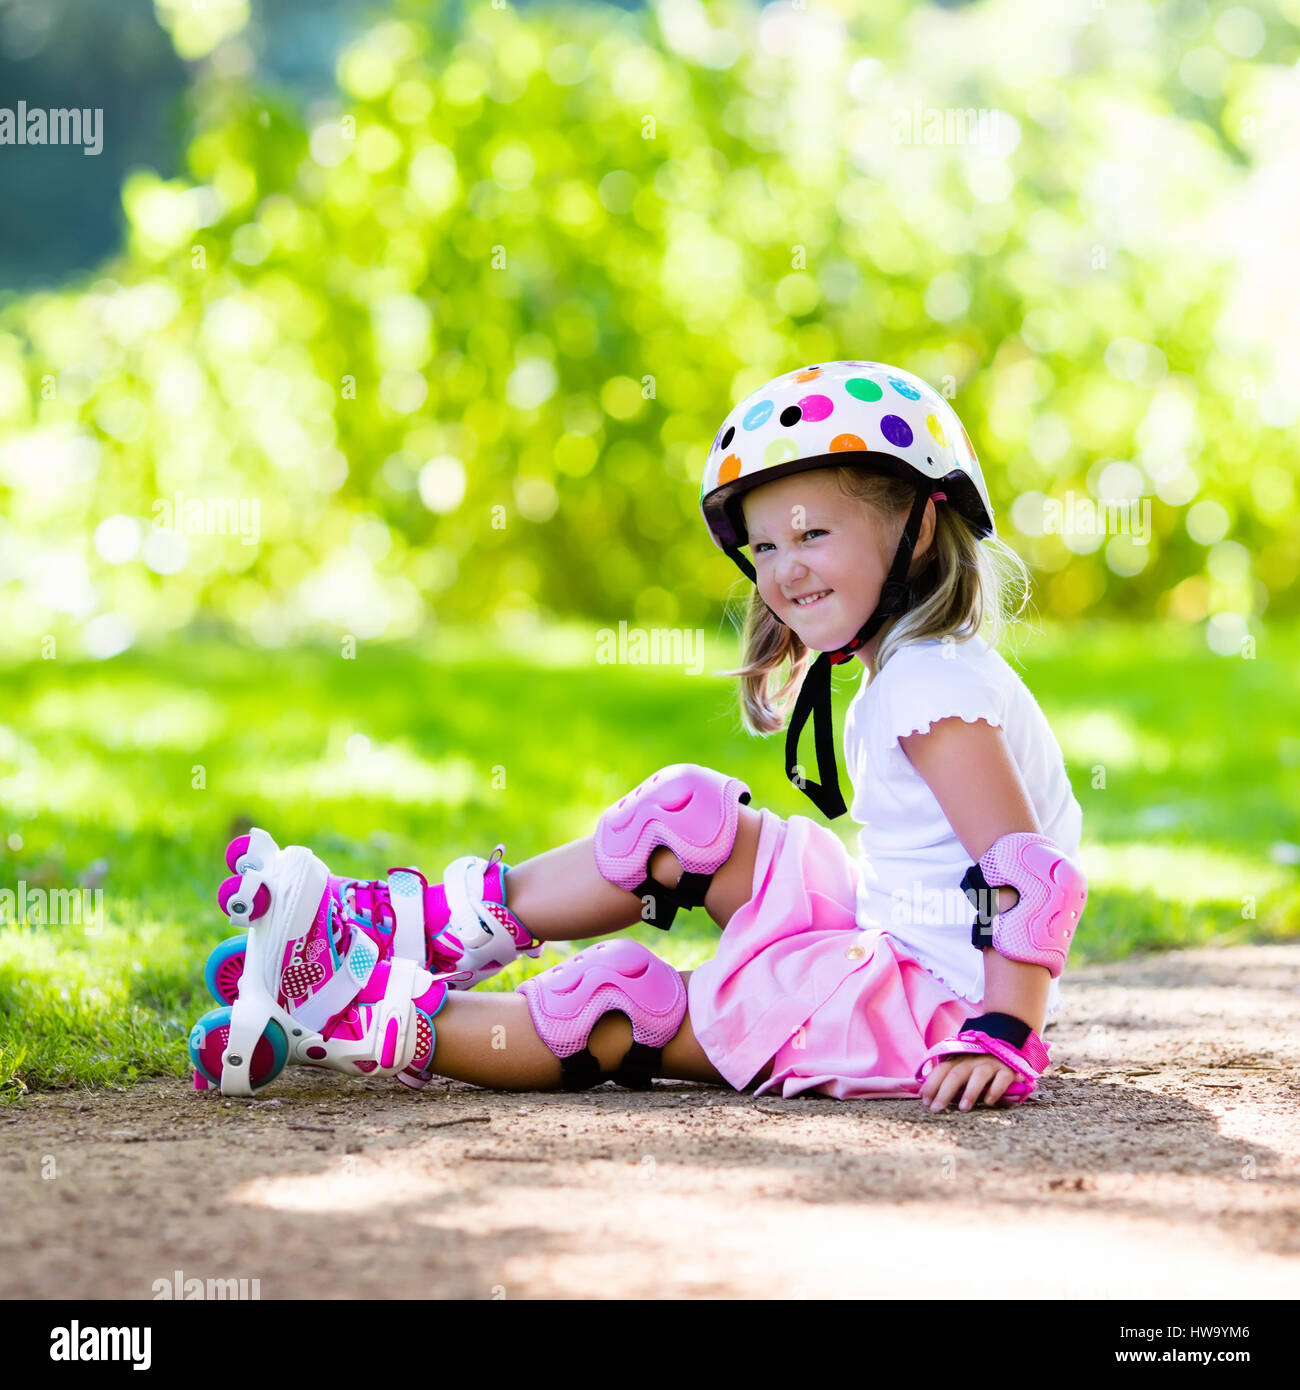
[961,832,1087,979]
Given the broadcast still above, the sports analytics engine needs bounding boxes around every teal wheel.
[205,934,248,1005]
[188,1005,288,1093]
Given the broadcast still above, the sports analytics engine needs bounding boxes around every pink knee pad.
[593,763,751,931]
[962,832,1087,979]
[515,937,687,1091]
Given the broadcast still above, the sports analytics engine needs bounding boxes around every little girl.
[189,359,1088,1114]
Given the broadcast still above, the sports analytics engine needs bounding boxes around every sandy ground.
[3,941,1298,1301]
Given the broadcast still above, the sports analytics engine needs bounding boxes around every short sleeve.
[868,643,1006,755]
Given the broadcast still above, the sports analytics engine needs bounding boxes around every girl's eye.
[753,530,826,554]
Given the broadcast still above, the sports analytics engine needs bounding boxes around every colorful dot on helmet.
[719,425,735,450]
[880,414,913,449]
[830,432,866,451]
[846,378,883,402]
[743,400,774,430]
[798,394,834,422]
[718,453,743,484]
[764,437,800,466]
[795,367,823,382]
[779,405,802,426]
[888,377,922,400]
[926,414,947,447]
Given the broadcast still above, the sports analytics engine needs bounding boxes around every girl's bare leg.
[503,804,763,941]
[426,970,776,1090]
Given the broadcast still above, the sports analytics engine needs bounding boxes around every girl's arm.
[897,715,1050,1033]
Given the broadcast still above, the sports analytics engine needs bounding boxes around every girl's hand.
[917,1053,1021,1112]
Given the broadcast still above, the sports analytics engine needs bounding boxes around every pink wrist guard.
[915,1016,1052,1105]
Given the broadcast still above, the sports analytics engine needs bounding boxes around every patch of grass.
[0,619,1295,1100]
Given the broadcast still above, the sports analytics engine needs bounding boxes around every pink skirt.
[686,807,985,1100]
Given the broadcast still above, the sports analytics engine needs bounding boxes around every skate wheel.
[218,874,271,921]
[225,834,257,874]
[205,934,248,1005]
[188,1005,288,1092]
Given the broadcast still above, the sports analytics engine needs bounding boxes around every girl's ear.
[913,498,938,564]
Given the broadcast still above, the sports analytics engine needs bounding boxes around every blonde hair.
[719,462,1033,736]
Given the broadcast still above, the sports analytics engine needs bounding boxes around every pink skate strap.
[914,1028,1051,1105]
[287,896,381,1033]
[386,867,428,961]
[442,848,508,947]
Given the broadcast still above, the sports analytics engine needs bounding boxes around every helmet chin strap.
[725,480,932,819]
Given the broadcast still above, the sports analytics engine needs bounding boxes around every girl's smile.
[788,588,833,609]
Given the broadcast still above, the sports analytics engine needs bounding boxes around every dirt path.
[3,941,1298,1300]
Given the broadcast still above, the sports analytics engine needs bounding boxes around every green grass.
[1,617,1296,1102]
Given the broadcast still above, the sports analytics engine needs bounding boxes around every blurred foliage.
[0,0,1298,662]
[2,620,1296,1097]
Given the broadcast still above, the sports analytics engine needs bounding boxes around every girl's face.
[741,470,934,658]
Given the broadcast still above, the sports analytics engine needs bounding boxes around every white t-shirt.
[841,632,1083,1021]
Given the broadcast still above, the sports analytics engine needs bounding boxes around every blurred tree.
[0,0,1295,662]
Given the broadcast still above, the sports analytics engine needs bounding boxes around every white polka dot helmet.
[700,360,995,553]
